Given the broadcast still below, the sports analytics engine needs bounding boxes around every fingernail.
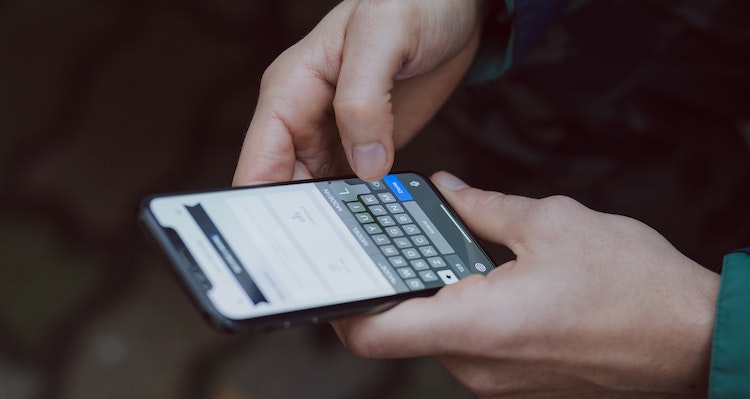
[352,143,386,180]
[434,172,468,191]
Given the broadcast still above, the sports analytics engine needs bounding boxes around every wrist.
[664,264,719,396]
[590,261,719,397]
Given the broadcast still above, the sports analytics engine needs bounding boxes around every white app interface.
[150,182,396,319]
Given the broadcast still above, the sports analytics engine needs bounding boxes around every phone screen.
[142,172,493,329]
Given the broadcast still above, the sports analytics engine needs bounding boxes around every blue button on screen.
[383,175,413,201]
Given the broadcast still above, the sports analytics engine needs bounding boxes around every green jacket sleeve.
[709,249,750,399]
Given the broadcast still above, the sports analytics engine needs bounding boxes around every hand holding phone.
[139,172,494,332]
[332,171,718,399]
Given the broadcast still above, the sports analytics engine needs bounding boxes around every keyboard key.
[330,182,371,201]
[411,235,428,246]
[410,259,429,270]
[347,202,365,213]
[396,267,416,279]
[378,192,397,203]
[369,205,387,216]
[377,216,395,226]
[445,254,472,278]
[419,270,439,282]
[369,180,387,191]
[403,224,420,235]
[427,256,446,268]
[360,194,379,205]
[388,256,407,267]
[403,201,455,255]
[402,248,421,259]
[363,223,382,234]
[380,245,399,256]
[393,237,412,248]
[394,213,412,224]
[437,269,458,285]
[355,213,374,223]
[385,203,404,213]
[371,234,389,245]
[405,278,425,290]
[418,245,437,257]
[385,226,404,237]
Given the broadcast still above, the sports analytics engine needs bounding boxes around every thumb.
[333,3,414,181]
[431,171,535,252]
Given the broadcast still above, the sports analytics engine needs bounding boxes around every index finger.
[332,274,488,358]
[234,4,356,186]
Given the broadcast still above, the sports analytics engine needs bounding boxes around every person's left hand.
[233,0,482,185]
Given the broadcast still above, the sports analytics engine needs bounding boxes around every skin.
[233,0,483,184]
[233,1,721,396]
[333,171,720,398]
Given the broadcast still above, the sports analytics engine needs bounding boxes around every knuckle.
[332,98,373,120]
[259,45,302,89]
[331,98,394,140]
[470,190,509,212]
[259,54,287,87]
[531,195,585,223]
[356,0,412,19]
[446,364,502,397]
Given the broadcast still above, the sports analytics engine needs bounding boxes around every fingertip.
[231,171,250,187]
[430,172,533,250]
[334,4,405,182]
[329,296,443,358]
[431,171,469,192]
[333,98,395,181]
[351,143,391,181]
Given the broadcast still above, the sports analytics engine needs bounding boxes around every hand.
[333,171,719,398]
[233,0,482,185]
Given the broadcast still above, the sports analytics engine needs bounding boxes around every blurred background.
[1,0,748,398]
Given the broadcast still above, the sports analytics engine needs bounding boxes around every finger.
[234,3,358,186]
[431,171,537,252]
[332,274,487,358]
[333,1,414,181]
[233,59,335,186]
[233,104,296,186]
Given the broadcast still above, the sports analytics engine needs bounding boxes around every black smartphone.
[139,172,494,332]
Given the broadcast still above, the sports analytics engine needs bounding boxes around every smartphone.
[139,172,494,332]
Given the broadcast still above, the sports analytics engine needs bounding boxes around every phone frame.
[139,172,494,332]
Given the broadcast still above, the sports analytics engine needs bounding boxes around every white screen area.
[150,183,395,319]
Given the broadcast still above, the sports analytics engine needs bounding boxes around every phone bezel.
[138,171,493,332]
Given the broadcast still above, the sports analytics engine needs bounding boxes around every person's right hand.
[233,0,483,185]
[333,171,719,398]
